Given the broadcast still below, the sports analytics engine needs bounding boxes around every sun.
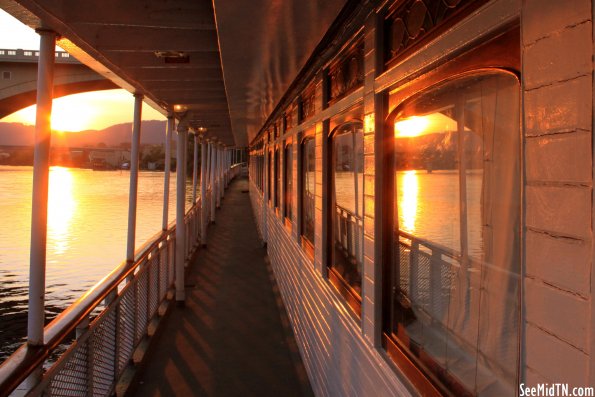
[50,100,96,131]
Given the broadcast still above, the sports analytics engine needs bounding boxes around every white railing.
[0,199,205,396]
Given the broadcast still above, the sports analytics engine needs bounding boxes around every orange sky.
[0,9,166,131]
[2,90,166,131]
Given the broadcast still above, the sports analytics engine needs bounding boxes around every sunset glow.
[394,113,463,138]
[2,90,166,131]
[394,116,429,138]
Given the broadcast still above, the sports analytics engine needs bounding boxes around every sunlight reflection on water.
[0,165,193,360]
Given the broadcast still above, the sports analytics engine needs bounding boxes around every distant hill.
[0,120,170,147]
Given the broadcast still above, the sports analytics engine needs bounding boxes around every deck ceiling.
[0,0,347,147]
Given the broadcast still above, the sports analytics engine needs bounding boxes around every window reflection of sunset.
[394,112,461,138]
[399,170,418,233]
[48,167,76,254]
[395,116,429,138]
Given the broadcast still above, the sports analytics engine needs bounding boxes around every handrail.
[397,229,459,260]
[334,202,362,221]
[0,197,202,396]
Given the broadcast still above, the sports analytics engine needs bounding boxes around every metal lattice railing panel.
[116,286,136,375]
[159,244,168,300]
[89,309,117,397]
[135,267,149,344]
[398,244,410,296]
[47,339,89,397]
[148,252,160,319]
[168,238,175,286]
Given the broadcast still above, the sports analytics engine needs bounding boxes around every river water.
[0,165,193,361]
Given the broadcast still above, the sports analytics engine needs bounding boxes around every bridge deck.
[131,177,313,397]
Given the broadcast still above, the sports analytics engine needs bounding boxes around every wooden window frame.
[300,131,316,260]
[380,27,520,397]
[283,138,294,229]
[326,105,365,318]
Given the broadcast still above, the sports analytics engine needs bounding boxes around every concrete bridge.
[0,48,116,118]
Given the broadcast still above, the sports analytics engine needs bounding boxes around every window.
[385,71,521,396]
[268,149,272,204]
[260,153,264,192]
[284,140,293,222]
[274,147,280,209]
[301,136,316,253]
[329,121,364,315]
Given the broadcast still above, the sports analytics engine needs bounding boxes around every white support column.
[162,115,174,231]
[192,132,198,203]
[215,145,221,207]
[210,140,217,222]
[262,146,268,244]
[28,29,56,349]
[200,137,208,245]
[222,146,226,197]
[205,140,211,191]
[126,94,143,264]
[224,148,227,187]
[219,144,224,201]
[175,121,188,303]
[227,149,231,184]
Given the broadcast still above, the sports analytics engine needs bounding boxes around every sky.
[0,9,166,131]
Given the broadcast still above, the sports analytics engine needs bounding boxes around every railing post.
[175,120,188,303]
[192,132,198,203]
[200,137,208,245]
[126,93,143,264]
[162,115,174,231]
[26,29,56,388]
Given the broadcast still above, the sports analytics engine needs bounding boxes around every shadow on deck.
[131,177,313,397]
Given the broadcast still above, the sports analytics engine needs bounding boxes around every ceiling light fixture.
[154,50,190,64]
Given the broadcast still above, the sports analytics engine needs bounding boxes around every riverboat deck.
[131,177,313,396]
